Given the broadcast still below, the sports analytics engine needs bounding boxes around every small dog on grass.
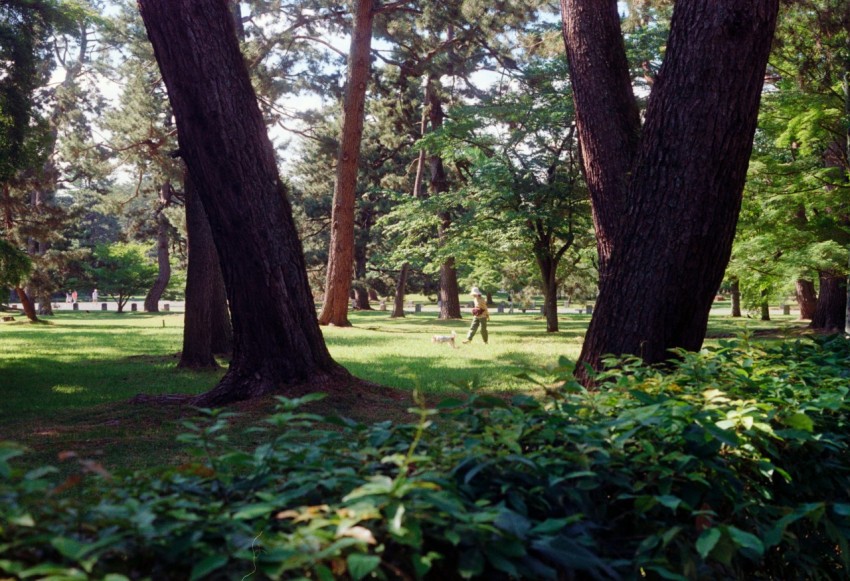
[431,330,457,349]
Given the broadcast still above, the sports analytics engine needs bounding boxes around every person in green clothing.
[462,286,489,344]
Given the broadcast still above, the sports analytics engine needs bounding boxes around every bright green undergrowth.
[0,310,804,472]
[1,333,848,579]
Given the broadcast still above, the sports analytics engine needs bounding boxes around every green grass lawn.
[0,307,807,471]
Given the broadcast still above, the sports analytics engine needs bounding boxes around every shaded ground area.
[1,309,814,473]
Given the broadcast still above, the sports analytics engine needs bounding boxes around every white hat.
[470,287,482,296]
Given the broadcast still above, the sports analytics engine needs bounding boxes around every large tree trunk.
[795,278,816,320]
[139,0,347,406]
[179,173,227,370]
[811,270,846,332]
[563,0,779,376]
[391,263,408,318]
[144,182,173,313]
[730,279,742,317]
[318,0,375,327]
[353,282,372,310]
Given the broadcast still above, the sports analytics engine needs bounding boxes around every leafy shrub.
[1,334,849,579]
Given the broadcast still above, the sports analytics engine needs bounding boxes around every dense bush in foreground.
[2,334,849,580]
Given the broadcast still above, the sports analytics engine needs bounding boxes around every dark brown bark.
[138,0,347,406]
[427,86,462,320]
[795,278,816,320]
[564,0,779,375]
[811,270,846,331]
[368,288,379,302]
[536,252,560,333]
[37,290,54,315]
[209,266,232,355]
[353,282,372,310]
[439,256,462,320]
[15,286,37,322]
[144,183,173,313]
[730,279,742,317]
[179,173,226,370]
[760,290,770,321]
[318,0,375,327]
[560,0,640,272]
[391,263,408,318]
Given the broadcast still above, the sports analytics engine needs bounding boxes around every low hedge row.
[2,333,849,579]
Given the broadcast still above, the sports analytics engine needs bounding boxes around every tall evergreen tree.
[562,0,779,378]
[138,0,349,405]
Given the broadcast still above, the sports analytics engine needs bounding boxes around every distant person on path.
[71,290,78,303]
[92,288,98,302]
[65,291,72,303]
[462,287,489,345]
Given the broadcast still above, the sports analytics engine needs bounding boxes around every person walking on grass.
[463,287,490,344]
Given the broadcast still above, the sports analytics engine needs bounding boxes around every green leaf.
[346,553,381,581]
[833,503,850,516]
[189,555,228,581]
[232,503,276,520]
[50,537,86,560]
[696,528,721,559]
[655,495,682,511]
[436,398,466,409]
[727,526,765,556]
[314,565,336,581]
[784,412,814,432]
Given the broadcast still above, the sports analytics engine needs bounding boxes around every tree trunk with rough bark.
[37,290,54,315]
[427,88,462,320]
[730,279,742,317]
[144,182,173,313]
[391,263,408,318]
[179,173,227,370]
[795,279,817,320]
[562,0,779,376]
[318,0,375,327]
[15,286,37,322]
[760,289,770,321]
[353,282,372,310]
[811,270,846,331]
[536,253,560,333]
[139,0,347,405]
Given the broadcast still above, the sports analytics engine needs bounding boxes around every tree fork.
[563,0,779,379]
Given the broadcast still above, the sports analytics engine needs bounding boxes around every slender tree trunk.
[811,270,846,331]
[560,0,640,273]
[536,253,560,333]
[15,286,37,322]
[318,0,375,327]
[391,263,408,318]
[144,182,173,312]
[731,279,742,317]
[760,290,770,321]
[179,173,224,370]
[439,256,462,320]
[139,0,348,405]
[390,90,430,320]
[563,0,779,376]
[795,278,816,320]
[427,87,462,320]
